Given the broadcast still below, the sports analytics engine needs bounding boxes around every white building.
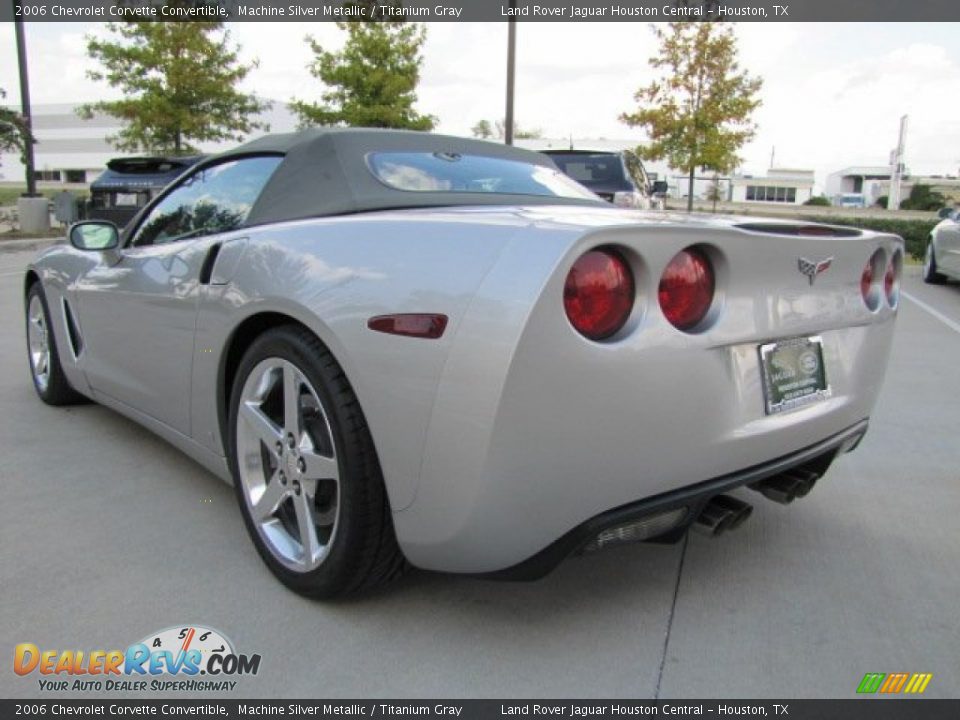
[0,102,297,187]
[730,168,815,205]
[823,166,894,204]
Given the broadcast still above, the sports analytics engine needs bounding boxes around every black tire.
[227,325,407,599]
[25,283,86,406]
[923,240,947,284]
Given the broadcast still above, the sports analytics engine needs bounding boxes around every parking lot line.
[901,291,960,335]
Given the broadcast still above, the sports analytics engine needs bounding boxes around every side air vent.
[735,223,862,238]
[62,298,83,359]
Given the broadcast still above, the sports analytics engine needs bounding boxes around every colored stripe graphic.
[880,672,909,693]
[857,672,932,694]
[904,673,933,694]
[857,673,885,694]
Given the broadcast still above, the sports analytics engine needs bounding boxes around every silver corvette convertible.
[24,129,902,597]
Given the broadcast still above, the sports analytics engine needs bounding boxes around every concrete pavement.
[1,248,957,699]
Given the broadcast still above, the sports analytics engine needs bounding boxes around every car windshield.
[546,154,628,185]
[367,152,597,200]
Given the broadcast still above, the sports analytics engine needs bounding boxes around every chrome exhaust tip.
[693,494,753,537]
[750,468,820,505]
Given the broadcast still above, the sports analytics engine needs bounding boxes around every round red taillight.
[563,249,634,340]
[658,248,715,331]
[885,251,901,307]
[862,249,884,311]
[861,262,874,302]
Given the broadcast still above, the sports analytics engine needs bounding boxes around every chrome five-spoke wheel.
[27,294,51,393]
[236,358,340,573]
[229,325,406,598]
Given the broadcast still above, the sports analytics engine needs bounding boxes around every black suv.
[542,149,666,209]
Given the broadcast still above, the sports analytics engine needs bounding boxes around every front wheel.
[227,325,407,598]
[25,284,85,405]
[923,241,947,284]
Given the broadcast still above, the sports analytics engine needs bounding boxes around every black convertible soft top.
[204,128,606,226]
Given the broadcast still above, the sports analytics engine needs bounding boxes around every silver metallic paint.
[27,206,900,573]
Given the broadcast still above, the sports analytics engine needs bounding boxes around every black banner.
[1,700,959,719]
[1,0,958,23]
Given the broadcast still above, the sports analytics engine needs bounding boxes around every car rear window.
[548,154,628,185]
[367,152,597,200]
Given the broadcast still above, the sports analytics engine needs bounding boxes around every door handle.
[198,243,222,285]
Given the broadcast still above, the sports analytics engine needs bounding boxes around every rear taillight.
[885,251,902,307]
[612,191,646,209]
[563,249,634,340]
[659,248,715,331]
[861,249,885,311]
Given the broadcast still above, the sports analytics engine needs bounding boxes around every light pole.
[14,2,37,197]
[504,0,516,145]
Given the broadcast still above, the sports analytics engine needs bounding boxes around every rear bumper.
[481,418,869,580]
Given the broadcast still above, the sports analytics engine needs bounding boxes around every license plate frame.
[759,336,831,415]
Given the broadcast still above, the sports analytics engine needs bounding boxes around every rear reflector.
[563,249,635,340]
[368,314,448,339]
[582,508,688,552]
[659,248,715,331]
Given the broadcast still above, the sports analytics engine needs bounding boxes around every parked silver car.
[24,129,901,598]
[924,210,960,283]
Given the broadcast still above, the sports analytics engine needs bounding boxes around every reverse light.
[368,314,448,339]
[612,191,646,209]
[658,248,715,331]
[563,249,635,341]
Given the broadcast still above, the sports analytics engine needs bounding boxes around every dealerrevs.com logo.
[14,625,261,693]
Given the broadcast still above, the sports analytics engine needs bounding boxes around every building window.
[34,170,61,182]
[64,170,86,183]
[744,185,800,203]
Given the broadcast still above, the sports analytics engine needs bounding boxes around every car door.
[73,155,283,435]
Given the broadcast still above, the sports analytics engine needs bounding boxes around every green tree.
[473,118,542,141]
[706,174,723,212]
[0,88,32,169]
[471,119,494,139]
[620,22,762,212]
[901,183,946,211]
[79,19,268,155]
[292,21,435,130]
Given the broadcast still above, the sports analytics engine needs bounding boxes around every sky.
[2,21,959,189]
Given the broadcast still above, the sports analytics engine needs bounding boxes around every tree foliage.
[79,19,268,155]
[901,183,946,211]
[620,22,762,210]
[471,118,543,140]
[0,88,33,168]
[292,21,435,130]
[471,119,494,139]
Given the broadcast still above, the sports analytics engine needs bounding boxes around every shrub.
[803,195,831,206]
[800,216,936,259]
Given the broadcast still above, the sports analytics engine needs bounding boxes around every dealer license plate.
[759,336,831,415]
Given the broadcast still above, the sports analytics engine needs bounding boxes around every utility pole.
[14,4,37,197]
[504,0,516,146]
[887,115,908,211]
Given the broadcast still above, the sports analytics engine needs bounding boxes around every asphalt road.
[1,242,958,700]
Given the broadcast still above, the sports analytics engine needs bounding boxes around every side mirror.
[69,221,120,251]
[651,180,669,196]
